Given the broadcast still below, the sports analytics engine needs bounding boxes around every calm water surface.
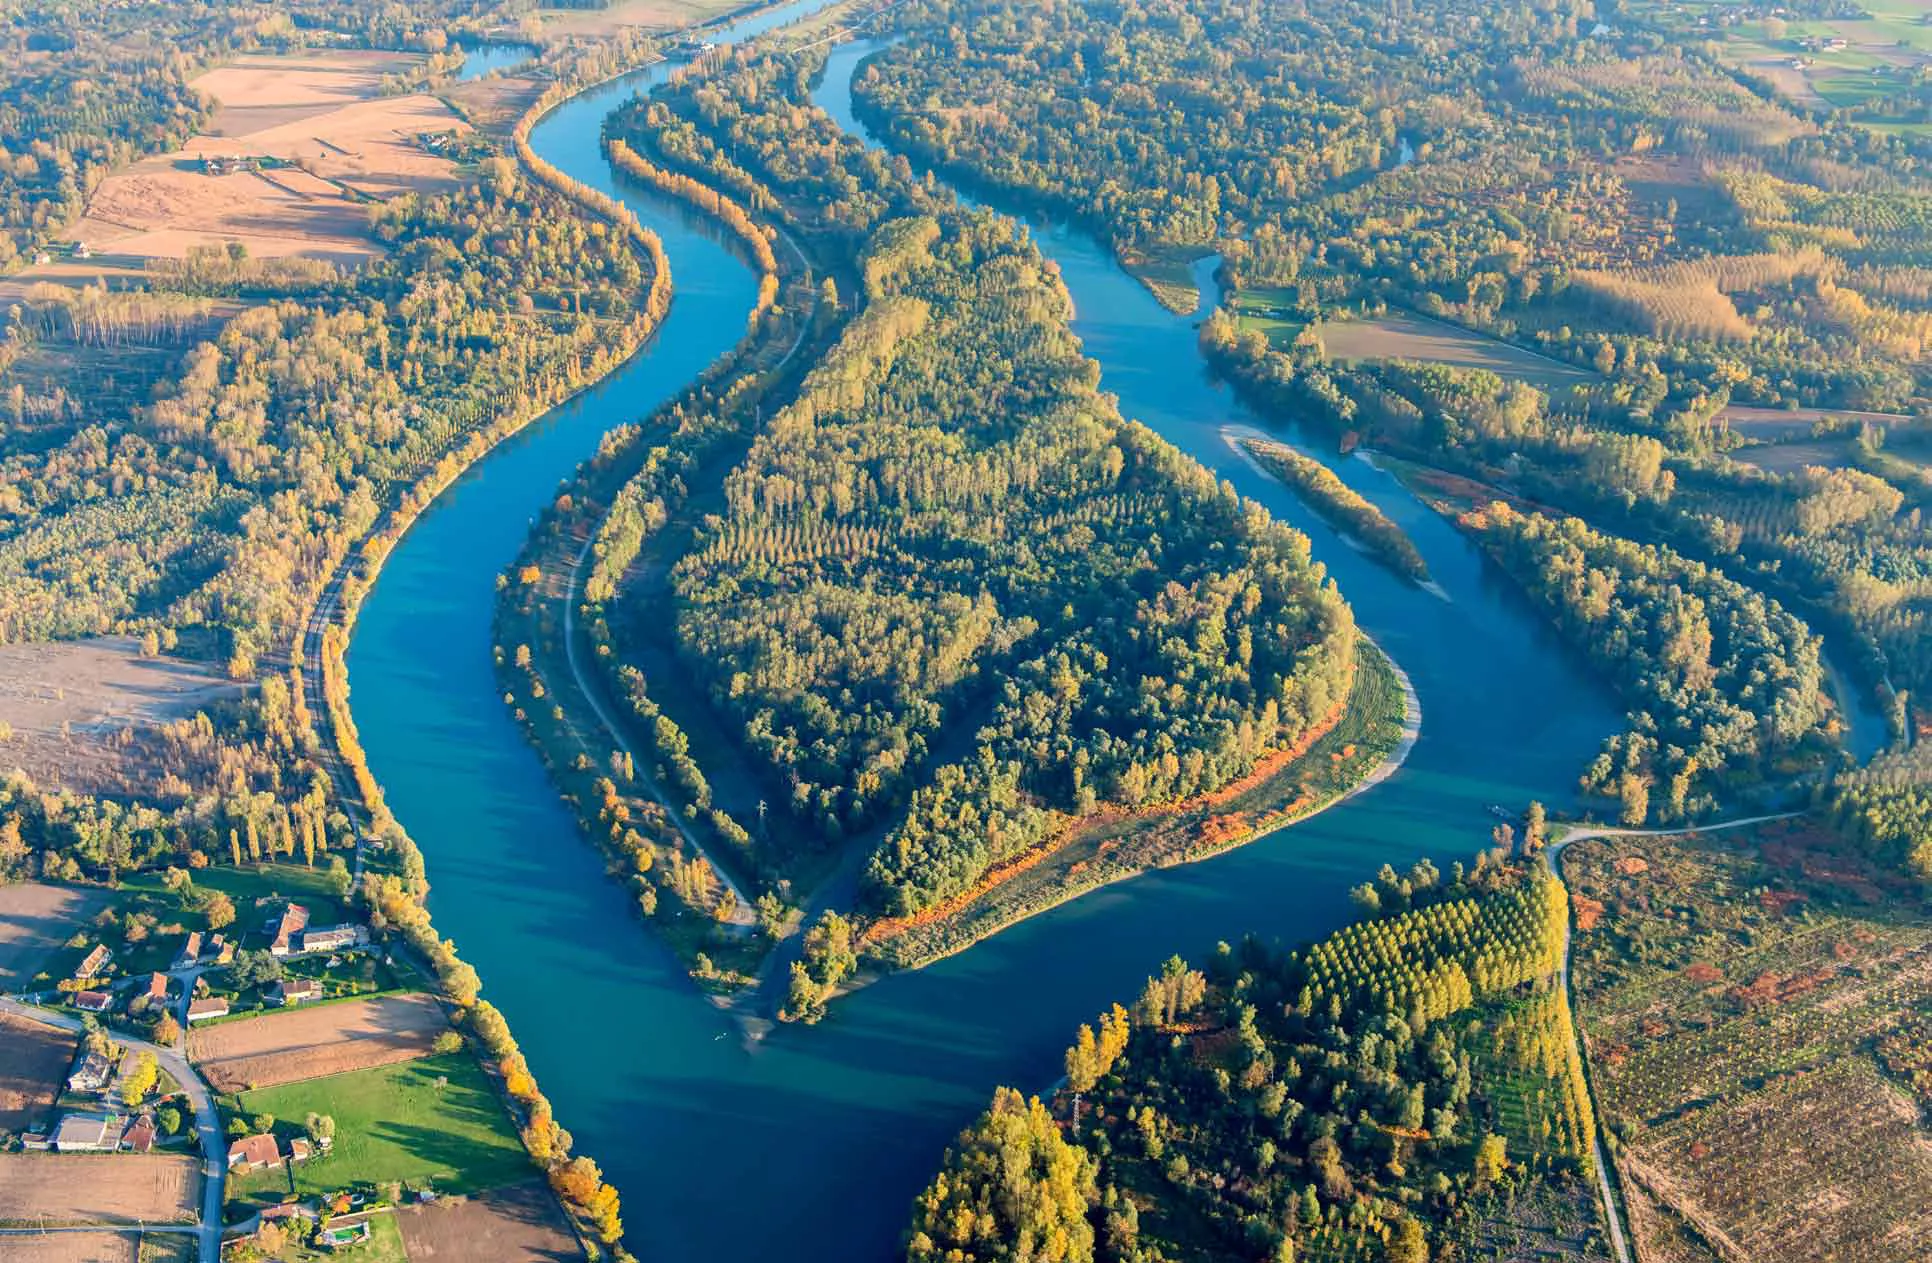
[453,42,538,80]
[354,23,1637,1263]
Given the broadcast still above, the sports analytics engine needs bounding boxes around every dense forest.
[861,0,1932,816]
[579,49,1361,924]
[1463,501,1833,821]
[906,853,1612,1262]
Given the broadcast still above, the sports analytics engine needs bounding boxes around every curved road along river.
[343,21,1875,1263]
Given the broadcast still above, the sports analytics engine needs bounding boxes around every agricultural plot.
[0,881,105,990]
[225,1055,530,1214]
[0,1233,136,1263]
[1565,817,1932,1263]
[0,1153,199,1224]
[1300,313,1595,389]
[64,51,471,267]
[0,1009,77,1132]
[189,992,447,1094]
[395,1180,580,1261]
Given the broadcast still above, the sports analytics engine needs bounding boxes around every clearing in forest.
[1564,817,1932,1263]
[66,50,472,266]
[0,636,241,798]
[0,1009,77,1132]
[189,992,448,1093]
[0,1153,199,1224]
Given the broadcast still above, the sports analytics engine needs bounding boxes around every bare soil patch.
[444,76,546,134]
[64,51,471,267]
[1313,314,1596,388]
[0,1009,78,1132]
[0,1153,198,1224]
[189,992,447,1093]
[537,0,753,36]
[395,1180,580,1261]
[0,637,242,797]
[0,1233,136,1263]
[0,882,107,990]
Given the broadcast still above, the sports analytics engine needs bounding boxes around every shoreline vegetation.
[1231,431,1433,584]
[294,32,714,1261]
[857,636,1419,973]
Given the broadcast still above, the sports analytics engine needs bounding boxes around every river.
[346,18,1831,1263]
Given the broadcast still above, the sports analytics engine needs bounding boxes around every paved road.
[1543,811,1801,1263]
[0,997,226,1263]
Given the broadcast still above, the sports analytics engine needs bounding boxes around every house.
[68,1048,113,1093]
[227,1133,282,1172]
[268,903,311,956]
[209,934,234,965]
[298,924,362,954]
[268,978,322,1006]
[53,1111,120,1152]
[122,1113,157,1154]
[145,972,171,1003]
[19,1132,50,1151]
[187,996,230,1022]
[75,943,111,981]
[174,931,203,970]
[73,989,113,1014]
[319,1215,371,1248]
[289,1137,313,1164]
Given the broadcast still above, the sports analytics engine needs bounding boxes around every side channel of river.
[344,22,1851,1263]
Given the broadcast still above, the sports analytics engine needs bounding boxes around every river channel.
[346,15,1856,1261]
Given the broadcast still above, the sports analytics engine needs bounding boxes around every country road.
[1543,811,1802,1263]
[0,997,226,1263]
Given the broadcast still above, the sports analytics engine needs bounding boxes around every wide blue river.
[347,14,1868,1261]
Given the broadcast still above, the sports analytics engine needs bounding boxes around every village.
[0,861,579,1262]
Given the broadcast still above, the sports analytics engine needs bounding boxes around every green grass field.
[227,1055,529,1210]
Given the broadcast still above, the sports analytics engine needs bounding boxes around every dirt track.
[188,992,448,1093]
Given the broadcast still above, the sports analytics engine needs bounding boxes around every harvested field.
[396,1180,580,1261]
[1309,314,1596,388]
[0,1232,136,1263]
[443,75,546,134]
[0,882,107,990]
[537,0,754,35]
[65,51,471,267]
[0,1153,198,1224]
[189,992,447,1093]
[1718,403,1909,441]
[1733,438,1858,474]
[0,637,241,797]
[0,1010,77,1132]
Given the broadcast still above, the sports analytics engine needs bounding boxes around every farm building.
[67,1048,113,1093]
[187,996,230,1022]
[173,931,203,969]
[268,978,322,1006]
[73,990,113,1013]
[52,1111,120,1152]
[144,972,170,1003]
[227,1132,282,1172]
[299,924,362,954]
[268,903,312,956]
[74,944,110,980]
[122,1113,157,1153]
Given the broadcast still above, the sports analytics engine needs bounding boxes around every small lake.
[452,42,538,81]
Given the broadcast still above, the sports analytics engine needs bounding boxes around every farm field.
[0,1153,199,1224]
[1564,817,1932,1263]
[0,1009,76,1132]
[535,0,753,36]
[0,636,241,797]
[1290,311,1596,389]
[394,1180,580,1261]
[225,1055,530,1214]
[189,992,447,1094]
[0,1232,136,1262]
[65,51,472,267]
[0,882,105,991]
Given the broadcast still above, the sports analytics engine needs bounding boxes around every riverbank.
[861,638,1420,971]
